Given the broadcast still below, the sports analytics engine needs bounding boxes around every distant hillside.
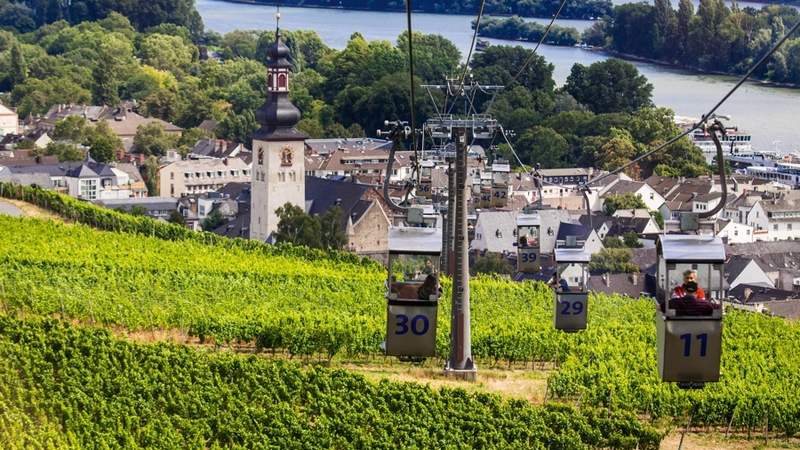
[218,0,613,20]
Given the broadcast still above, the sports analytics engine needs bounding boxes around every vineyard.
[2,212,800,439]
[0,317,661,449]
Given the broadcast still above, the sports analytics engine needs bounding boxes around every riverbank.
[210,0,607,21]
[594,48,800,90]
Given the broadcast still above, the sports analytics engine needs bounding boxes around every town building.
[96,197,179,220]
[158,157,251,197]
[0,104,19,136]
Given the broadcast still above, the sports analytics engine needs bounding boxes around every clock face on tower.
[280,146,293,167]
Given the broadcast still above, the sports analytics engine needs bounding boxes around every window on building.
[774,224,779,231]
[789,224,794,231]
[170,172,174,180]
[79,179,98,200]
[278,73,287,88]
[258,148,264,165]
[206,172,212,178]
[218,171,223,177]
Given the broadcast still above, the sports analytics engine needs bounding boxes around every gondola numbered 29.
[385,226,442,360]
[553,247,591,332]
[656,234,725,388]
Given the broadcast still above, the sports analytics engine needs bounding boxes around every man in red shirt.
[668,269,713,316]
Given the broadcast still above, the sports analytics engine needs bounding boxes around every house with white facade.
[601,179,665,211]
[470,210,517,254]
[0,104,19,136]
[725,256,774,290]
[158,157,251,197]
[64,158,142,200]
[717,219,755,244]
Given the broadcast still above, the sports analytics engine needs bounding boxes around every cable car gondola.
[515,212,541,273]
[491,161,510,208]
[417,160,435,199]
[553,247,590,331]
[655,234,725,387]
[385,226,442,359]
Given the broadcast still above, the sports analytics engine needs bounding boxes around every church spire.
[253,6,305,141]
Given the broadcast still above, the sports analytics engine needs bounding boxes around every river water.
[197,0,800,152]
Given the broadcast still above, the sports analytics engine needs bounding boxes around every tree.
[202,209,225,231]
[516,126,571,168]
[168,209,186,226]
[318,207,346,250]
[45,141,83,161]
[86,121,122,162]
[622,231,644,248]
[471,253,514,276]
[217,109,257,146]
[603,236,625,248]
[140,156,159,196]
[589,248,639,273]
[564,59,653,114]
[133,122,175,156]
[138,33,194,73]
[129,205,148,216]
[603,193,647,215]
[9,43,27,86]
[92,35,135,105]
[275,203,322,249]
[53,116,89,142]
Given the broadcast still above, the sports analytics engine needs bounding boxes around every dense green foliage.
[232,0,612,20]
[0,0,203,35]
[0,317,662,449]
[3,212,800,436]
[596,0,800,83]
[603,192,647,215]
[0,183,376,268]
[477,16,581,46]
[588,248,640,273]
[276,202,347,250]
[564,59,654,114]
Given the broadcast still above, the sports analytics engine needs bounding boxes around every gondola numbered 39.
[553,247,591,332]
[515,212,541,273]
[656,234,725,388]
[385,226,442,360]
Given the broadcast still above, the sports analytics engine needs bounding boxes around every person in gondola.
[417,273,439,300]
[667,269,714,316]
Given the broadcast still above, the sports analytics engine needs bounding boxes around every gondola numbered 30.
[553,247,591,332]
[385,226,442,360]
[656,234,725,388]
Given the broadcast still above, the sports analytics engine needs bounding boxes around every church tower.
[249,22,307,241]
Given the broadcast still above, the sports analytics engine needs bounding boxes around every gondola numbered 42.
[553,247,591,332]
[656,234,725,388]
[385,226,442,360]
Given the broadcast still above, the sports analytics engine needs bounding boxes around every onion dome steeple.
[253,11,306,141]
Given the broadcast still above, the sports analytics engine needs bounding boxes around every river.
[197,0,800,153]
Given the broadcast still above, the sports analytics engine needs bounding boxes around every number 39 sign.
[385,301,438,357]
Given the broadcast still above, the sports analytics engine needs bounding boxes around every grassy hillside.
[2,213,800,436]
[0,317,661,449]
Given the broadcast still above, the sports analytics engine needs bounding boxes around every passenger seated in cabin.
[390,274,439,300]
[417,274,439,300]
[558,278,570,292]
[664,269,715,316]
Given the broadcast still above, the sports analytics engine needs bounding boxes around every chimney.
[603,272,610,287]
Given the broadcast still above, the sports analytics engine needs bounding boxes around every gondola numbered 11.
[656,234,725,388]
[553,247,590,332]
[385,226,442,360]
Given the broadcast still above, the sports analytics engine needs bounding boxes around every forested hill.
[587,0,800,84]
[0,0,203,35]
[219,0,613,20]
